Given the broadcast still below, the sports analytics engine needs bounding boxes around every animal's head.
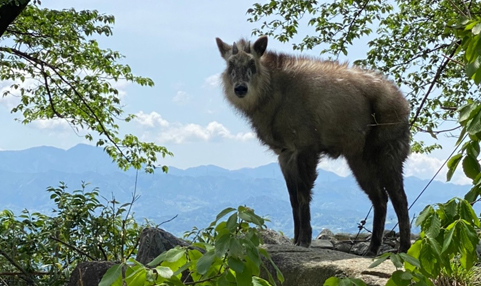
[215,36,268,99]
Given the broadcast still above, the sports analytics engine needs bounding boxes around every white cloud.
[32,118,71,130]
[318,158,351,177]
[135,111,169,128]
[204,73,222,88]
[316,153,471,186]
[134,111,255,144]
[172,91,191,105]
[109,79,129,99]
[405,153,471,185]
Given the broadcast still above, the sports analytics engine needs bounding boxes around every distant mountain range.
[0,144,473,237]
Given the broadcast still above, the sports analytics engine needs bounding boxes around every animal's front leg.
[279,149,319,247]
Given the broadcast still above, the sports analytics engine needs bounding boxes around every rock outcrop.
[68,228,398,286]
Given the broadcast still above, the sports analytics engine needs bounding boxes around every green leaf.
[323,277,340,286]
[441,226,455,254]
[446,154,463,181]
[462,154,480,179]
[252,276,272,286]
[226,212,239,231]
[215,230,232,257]
[458,104,479,123]
[215,207,237,223]
[464,186,479,203]
[228,256,245,273]
[196,249,216,275]
[236,262,253,286]
[369,252,390,268]
[467,57,481,78]
[155,266,174,279]
[125,266,147,286]
[391,270,411,286]
[459,199,481,227]
[473,23,481,35]
[398,253,420,268]
[99,264,123,286]
[466,141,480,158]
[229,237,245,258]
[390,253,403,269]
[147,247,185,267]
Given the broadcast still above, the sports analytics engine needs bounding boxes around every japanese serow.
[215,36,411,255]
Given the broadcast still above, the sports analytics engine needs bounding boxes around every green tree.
[100,206,284,286]
[0,183,150,286]
[0,1,171,173]
[247,0,481,152]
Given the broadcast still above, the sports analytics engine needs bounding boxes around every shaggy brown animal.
[215,36,411,255]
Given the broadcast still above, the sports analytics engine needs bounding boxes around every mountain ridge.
[0,144,472,237]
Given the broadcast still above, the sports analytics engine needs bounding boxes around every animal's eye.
[230,69,236,78]
[248,60,257,74]
[247,68,252,78]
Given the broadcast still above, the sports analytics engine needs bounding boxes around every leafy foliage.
[100,206,284,286]
[0,3,172,173]
[446,15,481,202]
[0,182,150,286]
[361,198,480,286]
[247,0,481,151]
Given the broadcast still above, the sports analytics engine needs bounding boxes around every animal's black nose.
[234,85,248,97]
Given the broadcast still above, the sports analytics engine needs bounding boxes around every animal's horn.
[232,42,238,55]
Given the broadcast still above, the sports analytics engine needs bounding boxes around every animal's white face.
[216,36,268,99]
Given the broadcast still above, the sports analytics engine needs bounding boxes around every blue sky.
[0,0,471,185]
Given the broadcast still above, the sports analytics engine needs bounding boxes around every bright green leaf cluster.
[447,101,481,202]
[100,206,284,286]
[365,198,480,286]
[0,182,151,285]
[0,3,172,173]
[453,18,481,84]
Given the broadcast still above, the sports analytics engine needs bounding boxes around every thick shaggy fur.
[216,36,411,255]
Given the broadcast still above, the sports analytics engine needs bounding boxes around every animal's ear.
[216,38,231,59]
[253,36,268,57]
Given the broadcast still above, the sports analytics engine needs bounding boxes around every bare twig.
[447,0,468,17]
[0,248,36,285]
[418,125,461,135]
[184,273,223,285]
[40,64,64,118]
[410,44,458,127]
[158,214,178,227]
[49,236,95,260]
[0,272,49,276]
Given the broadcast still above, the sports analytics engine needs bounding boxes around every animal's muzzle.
[234,84,248,98]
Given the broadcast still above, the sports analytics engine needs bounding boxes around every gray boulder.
[136,227,189,265]
[68,261,116,286]
[262,244,395,286]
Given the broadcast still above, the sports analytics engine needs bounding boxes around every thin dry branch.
[0,248,36,285]
[49,236,95,260]
[410,44,459,127]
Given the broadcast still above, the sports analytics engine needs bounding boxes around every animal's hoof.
[363,250,378,257]
[295,240,311,248]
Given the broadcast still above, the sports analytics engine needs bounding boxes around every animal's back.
[258,52,410,157]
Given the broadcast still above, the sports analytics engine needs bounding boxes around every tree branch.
[0,0,30,38]
[0,46,131,166]
[49,236,95,261]
[40,64,64,118]
[0,248,36,285]
[410,44,459,127]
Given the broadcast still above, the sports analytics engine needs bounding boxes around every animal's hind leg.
[377,143,411,253]
[346,155,388,256]
[279,149,319,247]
